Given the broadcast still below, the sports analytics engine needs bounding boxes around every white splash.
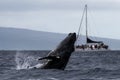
[15,51,43,70]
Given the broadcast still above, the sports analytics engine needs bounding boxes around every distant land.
[0,27,120,50]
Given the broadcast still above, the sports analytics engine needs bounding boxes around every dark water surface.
[0,50,120,80]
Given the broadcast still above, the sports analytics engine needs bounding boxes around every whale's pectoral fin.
[38,57,50,60]
[38,56,60,61]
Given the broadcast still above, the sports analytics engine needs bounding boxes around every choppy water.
[0,50,120,80]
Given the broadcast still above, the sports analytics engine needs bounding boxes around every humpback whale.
[38,33,76,70]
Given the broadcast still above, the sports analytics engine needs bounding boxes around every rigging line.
[87,7,98,40]
[76,5,86,40]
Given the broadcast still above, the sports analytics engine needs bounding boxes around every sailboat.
[75,4,109,51]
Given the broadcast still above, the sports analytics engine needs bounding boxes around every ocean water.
[0,50,120,80]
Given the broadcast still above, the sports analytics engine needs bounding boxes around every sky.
[0,0,120,39]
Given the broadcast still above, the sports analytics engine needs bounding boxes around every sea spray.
[15,51,43,70]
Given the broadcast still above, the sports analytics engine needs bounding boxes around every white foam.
[15,51,43,70]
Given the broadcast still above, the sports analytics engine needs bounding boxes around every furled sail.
[87,37,103,43]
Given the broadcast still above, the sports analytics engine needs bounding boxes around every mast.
[85,4,88,43]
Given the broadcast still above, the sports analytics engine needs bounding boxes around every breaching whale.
[38,33,76,70]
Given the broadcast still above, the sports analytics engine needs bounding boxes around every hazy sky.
[0,0,120,39]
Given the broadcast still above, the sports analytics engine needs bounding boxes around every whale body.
[38,33,76,70]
